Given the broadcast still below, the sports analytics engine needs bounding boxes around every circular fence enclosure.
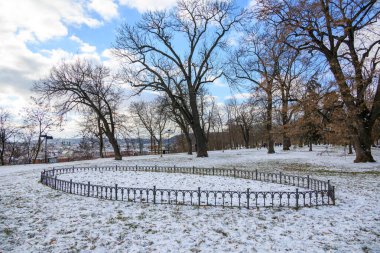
[40,165,335,209]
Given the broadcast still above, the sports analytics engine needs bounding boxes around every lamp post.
[40,134,53,163]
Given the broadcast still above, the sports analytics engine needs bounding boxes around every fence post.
[255,169,258,180]
[155,165,157,172]
[233,167,236,178]
[116,165,118,171]
[296,188,299,208]
[280,172,282,184]
[69,179,72,194]
[88,182,91,197]
[247,188,250,209]
[54,176,57,189]
[52,168,55,176]
[153,186,156,204]
[332,186,335,205]
[212,167,215,175]
[115,184,118,200]
[136,165,138,171]
[198,187,201,206]
[193,166,195,174]
[307,175,310,189]
[40,171,44,183]
[174,165,176,173]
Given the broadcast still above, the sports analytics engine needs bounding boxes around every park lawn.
[1,146,379,252]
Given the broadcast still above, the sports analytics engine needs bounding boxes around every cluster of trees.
[0,99,61,165]
[2,0,378,164]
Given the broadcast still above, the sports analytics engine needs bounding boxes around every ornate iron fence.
[40,165,335,209]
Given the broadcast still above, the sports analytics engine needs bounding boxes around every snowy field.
[1,146,380,252]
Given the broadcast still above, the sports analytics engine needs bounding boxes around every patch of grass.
[106,217,116,224]
[145,228,158,234]
[213,228,228,237]
[3,227,13,236]
[116,213,128,222]
[137,212,146,220]
[124,222,138,229]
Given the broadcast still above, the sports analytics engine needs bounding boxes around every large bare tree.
[227,26,282,154]
[258,0,380,162]
[274,45,313,150]
[34,59,123,160]
[114,0,245,157]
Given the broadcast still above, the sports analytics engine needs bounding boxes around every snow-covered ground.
[1,146,380,252]
[58,170,304,192]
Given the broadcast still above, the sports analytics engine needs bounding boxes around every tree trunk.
[281,92,291,151]
[244,130,250,149]
[185,132,193,155]
[266,93,275,154]
[327,57,376,162]
[0,142,4,165]
[105,132,122,160]
[97,117,104,158]
[352,122,375,162]
[192,123,208,157]
[159,134,163,157]
[283,133,291,151]
[309,140,312,151]
[241,125,250,149]
[189,89,208,157]
[228,123,233,149]
[32,138,43,164]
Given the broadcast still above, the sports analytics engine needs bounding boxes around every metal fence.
[40,165,335,209]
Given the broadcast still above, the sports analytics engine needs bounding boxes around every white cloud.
[225,93,251,100]
[118,0,177,13]
[89,0,119,21]
[0,1,103,137]
[0,0,102,43]
[213,79,227,87]
[70,35,97,53]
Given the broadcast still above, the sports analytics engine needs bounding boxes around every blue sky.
[0,0,251,138]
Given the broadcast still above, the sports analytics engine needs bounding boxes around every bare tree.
[274,46,312,150]
[214,105,225,151]
[259,0,380,162]
[114,0,246,157]
[130,98,169,156]
[199,90,218,142]
[0,109,18,165]
[232,99,256,149]
[22,97,61,163]
[79,110,105,158]
[34,59,123,160]
[161,96,193,155]
[227,26,281,153]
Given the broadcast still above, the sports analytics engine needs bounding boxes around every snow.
[57,170,304,192]
[1,146,380,252]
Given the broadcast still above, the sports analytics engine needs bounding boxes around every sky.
[0,0,251,138]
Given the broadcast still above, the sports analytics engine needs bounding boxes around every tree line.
[1,0,379,164]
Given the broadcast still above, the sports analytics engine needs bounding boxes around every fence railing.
[40,165,335,209]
